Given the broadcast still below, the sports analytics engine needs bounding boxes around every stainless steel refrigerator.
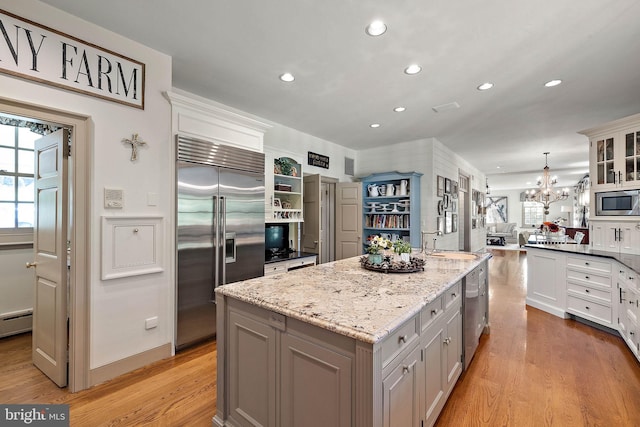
[176,135,265,351]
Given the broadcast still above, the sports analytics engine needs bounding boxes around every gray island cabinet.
[214,253,490,427]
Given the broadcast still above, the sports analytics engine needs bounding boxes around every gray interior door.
[335,182,362,259]
[31,129,68,387]
[302,174,321,255]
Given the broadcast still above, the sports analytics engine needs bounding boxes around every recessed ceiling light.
[279,73,295,82]
[393,107,406,112]
[496,166,501,169]
[544,79,562,87]
[404,64,422,75]
[370,123,381,128]
[477,82,494,91]
[366,20,387,36]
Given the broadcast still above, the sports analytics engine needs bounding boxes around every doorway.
[320,181,335,263]
[0,98,90,392]
[458,172,470,252]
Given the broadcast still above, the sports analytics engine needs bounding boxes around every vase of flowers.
[367,235,392,264]
[540,221,560,238]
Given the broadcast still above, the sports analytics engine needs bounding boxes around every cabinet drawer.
[264,263,287,276]
[421,296,444,331]
[567,282,612,304]
[566,256,612,275]
[567,268,611,289]
[381,314,419,368]
[444,282,462,310]
[567,295,612,326]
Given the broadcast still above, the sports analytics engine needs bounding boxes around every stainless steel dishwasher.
[463,260,488,370]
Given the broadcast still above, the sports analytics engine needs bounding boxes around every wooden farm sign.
[0,9,145,109]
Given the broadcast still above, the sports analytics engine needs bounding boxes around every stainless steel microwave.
[596,189,640,216]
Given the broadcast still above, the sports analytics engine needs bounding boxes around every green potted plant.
[393,240,412,262]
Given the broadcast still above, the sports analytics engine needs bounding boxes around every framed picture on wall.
[444,178,451,194]
[452,214,458,232]
[445,211,452,234]
[437,175,444,197]
[437,216,444,234]
[451,181,458,199]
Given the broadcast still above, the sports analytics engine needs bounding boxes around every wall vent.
[432,102,460,113]
[344,157,355,176]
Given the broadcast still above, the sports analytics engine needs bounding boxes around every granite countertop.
[217,252,491,344]
[525,243,640,274]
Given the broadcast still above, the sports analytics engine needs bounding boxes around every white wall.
[264,124,357,182]
[1,0,173,370]
[0,248,33,316]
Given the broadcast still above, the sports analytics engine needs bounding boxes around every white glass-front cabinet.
[264,150,303,223]
[582,113,640,191]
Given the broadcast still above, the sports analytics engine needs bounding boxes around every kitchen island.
[214,252,491,427]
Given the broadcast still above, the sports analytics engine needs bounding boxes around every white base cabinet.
[263,255,317,276]
[216,280,466,427]
[617,265,640,357]
[527,247,640,363]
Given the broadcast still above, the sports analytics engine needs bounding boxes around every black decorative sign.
[308,151,329,169]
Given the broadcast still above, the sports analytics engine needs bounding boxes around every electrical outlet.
[145,316,158,330]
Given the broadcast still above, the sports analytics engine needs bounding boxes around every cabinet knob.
[585,289,590,293]
[444,337,451,345]
[431,309,438,316]
[399,335,408,343]
[402,366,410,374]
[452,292,457,298]
[585,306,590,310]
[630,331,635,336]
[585,276,590,280]
[585,262,590,266]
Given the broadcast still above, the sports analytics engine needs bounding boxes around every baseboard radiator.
[0,309,33,338]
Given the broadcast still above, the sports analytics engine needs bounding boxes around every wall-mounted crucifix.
[122,133,147,161]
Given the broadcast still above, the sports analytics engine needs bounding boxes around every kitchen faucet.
[421,230,443,254]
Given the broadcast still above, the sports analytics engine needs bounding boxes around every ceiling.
[38,0,640,191]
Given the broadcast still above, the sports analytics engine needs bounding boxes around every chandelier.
[525,152,569,215]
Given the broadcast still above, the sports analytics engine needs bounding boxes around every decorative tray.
[360,256,425,273]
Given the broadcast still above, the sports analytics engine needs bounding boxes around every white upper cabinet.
[582,113,640,192]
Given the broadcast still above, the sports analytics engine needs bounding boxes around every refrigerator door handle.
[212,195,219,302]
[221,196,227,285]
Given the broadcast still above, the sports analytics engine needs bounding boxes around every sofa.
[486,222,518,245]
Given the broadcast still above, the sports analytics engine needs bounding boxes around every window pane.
[0,124,15,147]
[0,202,15,227]
[18,177,34,202]
[0,176,15,201]
[18,149,34,174]
[18,127,39,149]
[0,147,15,172]
[17,203,34,227]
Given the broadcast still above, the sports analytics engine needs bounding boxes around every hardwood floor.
[0,335,217,426]
[437,249,640,426]
[1,250,639,426]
